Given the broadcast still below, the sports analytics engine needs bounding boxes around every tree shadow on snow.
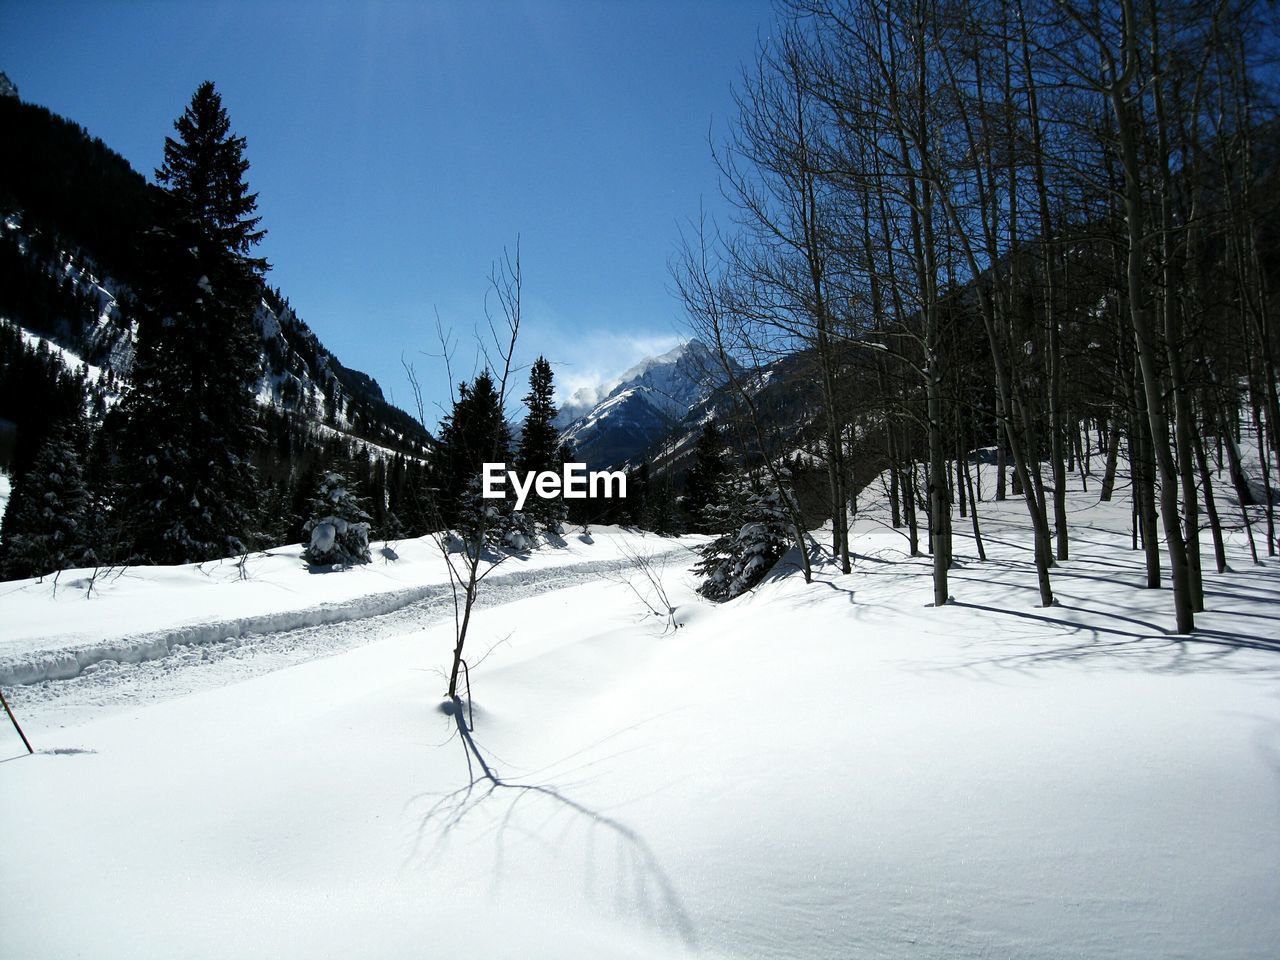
[941,598,1280,678]
[407,698,699,951]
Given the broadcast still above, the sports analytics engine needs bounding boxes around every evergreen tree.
[368,456,388,533]
[287,462,320,544]
[435,370,511,526]
[693,474,792,601]
[0,324,90,479]
[515,356,566,532]
[396,459,434,537]
[683,421,731,533]
[626,462,651,527]
[649,476,680,536]
[0,423,92,580]
[260,476,294,548]
[301,470,372,566]
[82,420,125,567]
[116,81,267,564]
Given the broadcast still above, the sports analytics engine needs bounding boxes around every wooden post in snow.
[0,688,33,755]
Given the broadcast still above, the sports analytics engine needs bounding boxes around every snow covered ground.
[0,527,691,686]
[2,472,1278,959]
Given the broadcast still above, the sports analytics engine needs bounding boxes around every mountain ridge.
[553,339,736,469]
[0,93,431,462]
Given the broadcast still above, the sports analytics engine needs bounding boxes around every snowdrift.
[0,527,698,686]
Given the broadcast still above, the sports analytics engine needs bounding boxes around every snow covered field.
[0,527,688,686]
[2,480,1278,959]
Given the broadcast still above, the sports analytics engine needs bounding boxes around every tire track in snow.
[5,549,692,729]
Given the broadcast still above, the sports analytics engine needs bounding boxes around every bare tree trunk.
[1151,8,1203,611]
[1192,405,1228,574]
[1218,395,1262,564]
[904,455,920,557]
[996,409,1008,501]
[1099,412,1121,502]
[962,447,986,562]
[1019,0,1068,562]
[1108,0,1194,631]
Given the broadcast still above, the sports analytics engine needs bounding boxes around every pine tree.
[650,477,680,536]
[0,423,92,580]
[82,421,124,567]
[435,370,511,527]
[693,474,792,601]
[367,456,388,533]
[116,81,267,564]
[301,470,372,566]
[683,421,730,533]
[259,476,294,549]
[626,462,651,527]
[515,356,566,532]
[396,459,434,537]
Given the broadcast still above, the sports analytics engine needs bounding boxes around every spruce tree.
[396,459,434,537]
[435,370,511,527]
[301,469,373,566]
[515,356,565,532]
[368,457,388,533]
[650,477,680,536]
[626,462,651,527]
[0,423,92,580]
[117,81,267,564]
[260,476,294,549]
[694,475,791,601]
[683,421,730,533]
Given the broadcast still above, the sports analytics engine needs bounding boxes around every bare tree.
[672,213,816,585]
[403,239,527,704]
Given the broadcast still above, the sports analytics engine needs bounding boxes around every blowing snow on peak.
[554,339,733,469]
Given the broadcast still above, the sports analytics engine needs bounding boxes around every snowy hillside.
[2,457,1277,959]
[555,340,737,468]
[0,115,431,459]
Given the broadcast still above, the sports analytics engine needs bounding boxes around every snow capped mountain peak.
[554,339,735,469]
[556,340,716,427]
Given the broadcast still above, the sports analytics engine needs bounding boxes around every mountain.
[554,340,737,469]
[0,91,432,464]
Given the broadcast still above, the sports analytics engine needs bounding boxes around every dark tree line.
[0,83,440,580]
[0,94,154,287]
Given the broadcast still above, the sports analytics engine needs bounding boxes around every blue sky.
[1,0,778,429]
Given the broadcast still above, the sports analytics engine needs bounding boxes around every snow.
[557,342,707,426]
[0,471,9,520]
[0,527,696,687]
[1,461,1278,959]
[555,340,729,454]
[15,324,110,388]
[307,517,337,552]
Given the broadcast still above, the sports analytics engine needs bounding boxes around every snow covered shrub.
[452,478,538,554]
[301,471,372,566]
[694,479,793,601]
[502,510,538,552]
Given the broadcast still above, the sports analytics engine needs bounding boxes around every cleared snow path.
[6,552,689,728]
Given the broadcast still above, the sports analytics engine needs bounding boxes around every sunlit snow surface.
[1,471,1278,959]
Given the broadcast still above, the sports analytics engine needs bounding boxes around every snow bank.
[0,528,700,687]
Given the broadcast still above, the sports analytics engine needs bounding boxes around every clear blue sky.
[1,0,778,430]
